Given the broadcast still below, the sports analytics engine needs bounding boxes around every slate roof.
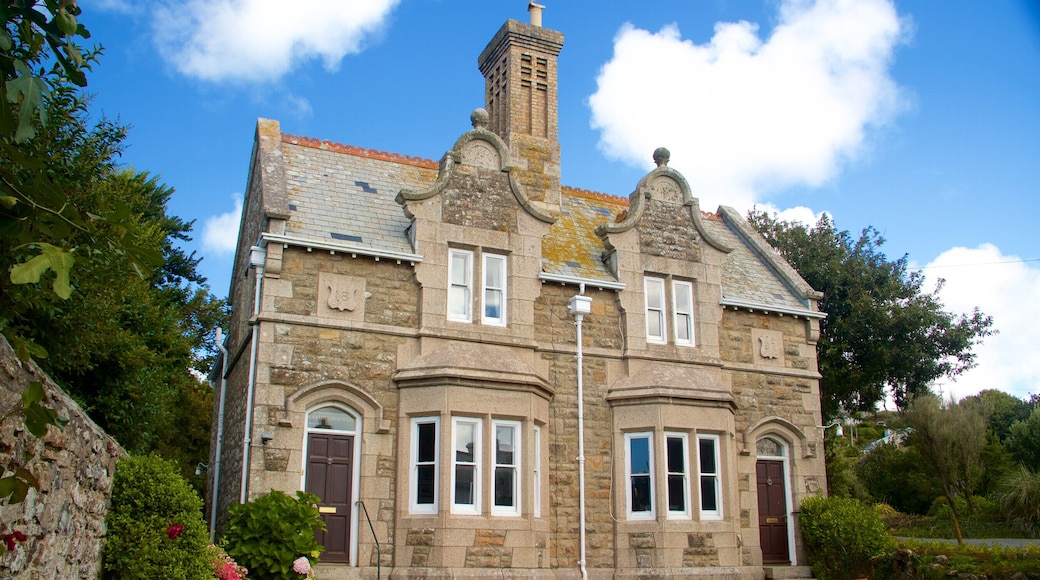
[276,132,819,316]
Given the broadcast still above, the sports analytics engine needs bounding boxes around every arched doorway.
[304,404,361,564]
[756,436,792,565]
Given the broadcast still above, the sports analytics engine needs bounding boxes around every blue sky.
[84,0,1038,402]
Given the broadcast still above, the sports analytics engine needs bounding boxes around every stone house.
[209,9,828,580]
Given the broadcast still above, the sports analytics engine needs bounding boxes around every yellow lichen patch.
[542,188,628,280]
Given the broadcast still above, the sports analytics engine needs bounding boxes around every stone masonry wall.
[536,284,621,570]
[0,335,125,579]
[249,248,418,568]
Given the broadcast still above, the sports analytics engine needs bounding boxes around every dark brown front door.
[757,459,790,564]
[306,433,354,563]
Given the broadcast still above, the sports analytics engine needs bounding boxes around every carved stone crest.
[318,273,366,320]
[461,140,500,170]
[327,283,358,312]
[751,329,784,365]
[758,334,781,359]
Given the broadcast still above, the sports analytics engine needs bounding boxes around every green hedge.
[102,455,213,579]
[800,495,896,580]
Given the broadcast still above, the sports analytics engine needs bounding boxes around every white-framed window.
[451,417,482,514]
[673,280,695,346]
[644,277,666,344]
[410,417,439,514]
[492,420,521,515]
[625,432,655,520]
[533,425,542,518]
[665,432,691,519]
[482,253,507,326]
[448,249,473,322]
[698,434,722,519]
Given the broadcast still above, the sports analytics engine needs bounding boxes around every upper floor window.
[448,249,473,322]
[410,417,439,514]
[625,432,655,520]
[482,253,507,326]
[644,277,667,344]
[644,276,695,347]
[448,248,507,326]
[673,281,695,346]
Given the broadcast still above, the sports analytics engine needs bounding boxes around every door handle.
[319,506,337,514]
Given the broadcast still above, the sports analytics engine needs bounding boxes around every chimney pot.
[528,2,544,27]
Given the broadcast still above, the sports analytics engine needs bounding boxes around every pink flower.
[166,523,184,540]
[2,531,27,551]
[213,547,249,580]
[292,556,311,574]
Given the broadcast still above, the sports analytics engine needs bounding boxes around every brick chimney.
[477,7,563,208]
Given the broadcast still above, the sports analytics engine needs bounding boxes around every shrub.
[996,466,1040,538]
[102,455,214,579]
[800,496,896,580]
[927,495,968,518]
[856,442,940,514]
[222,490,325,580]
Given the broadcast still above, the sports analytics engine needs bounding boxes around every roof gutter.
[539,272,625,291]
[260,232,423,264]
[721,298,826,319]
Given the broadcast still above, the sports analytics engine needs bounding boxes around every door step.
[763,565,814,579]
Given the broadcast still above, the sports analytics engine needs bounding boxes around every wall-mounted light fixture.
[821,421,844,438]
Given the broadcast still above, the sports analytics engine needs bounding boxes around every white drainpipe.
[240,244,266,504]
[209,326,229,541]
[568,285,592,580]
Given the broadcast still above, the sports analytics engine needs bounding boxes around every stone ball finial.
[471,108,490,130]
[653,147,670,168]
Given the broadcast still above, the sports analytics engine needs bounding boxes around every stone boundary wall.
[0,336,126,579]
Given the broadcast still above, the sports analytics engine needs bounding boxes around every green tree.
[961,389,1032,442]
[2,2,226,480]
[748,210,994,417]
[857,442,940,515]
[1006,406,1040,472]
[823,432,868,499]
[905,395,988,544]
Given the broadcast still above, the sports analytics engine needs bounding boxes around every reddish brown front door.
[757,459,790,564]
[306,433,354,563]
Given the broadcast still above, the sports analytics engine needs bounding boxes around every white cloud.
[202,195,242,255]
[589,0,907,212]
[285,94,314,119]
[756,203,829,228]
[152,0,401,83]
[922,245,1040,402]
[93,0,136,13]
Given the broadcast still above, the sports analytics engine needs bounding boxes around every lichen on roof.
[541,187,628,281]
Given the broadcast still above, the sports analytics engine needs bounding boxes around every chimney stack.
[477,12,564,208]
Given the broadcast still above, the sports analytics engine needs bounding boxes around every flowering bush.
[291,556,311,576]
[214,546,249,580]
[221,490,325,580]
[101,455,212,579]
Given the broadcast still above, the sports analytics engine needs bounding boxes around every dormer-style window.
[644,277,667,344]
[644,276,696,347]
[448,248,508,326]
[448,249,473,322]
[673,281,695,346]
[482,253,507,326]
